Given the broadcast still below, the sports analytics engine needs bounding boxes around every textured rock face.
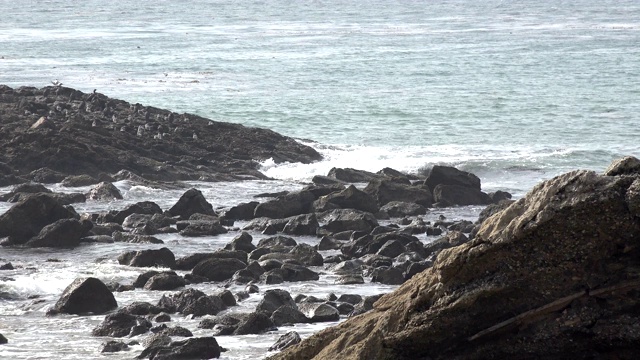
[270,164,640,360]
[0,85,321,182]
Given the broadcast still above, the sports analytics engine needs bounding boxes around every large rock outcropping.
[0,85,321,184]
[270,161,640,359]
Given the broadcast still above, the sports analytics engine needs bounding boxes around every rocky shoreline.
[0,85,321,186]
[3,86,639,359]
[1,90,515,357]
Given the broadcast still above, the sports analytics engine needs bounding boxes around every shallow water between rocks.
[0,180,483,359]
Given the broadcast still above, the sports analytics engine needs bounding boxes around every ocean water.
[1,0,639,358]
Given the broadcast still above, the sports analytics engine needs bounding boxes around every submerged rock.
[269,161,640,360]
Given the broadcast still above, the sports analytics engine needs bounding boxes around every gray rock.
[191,257,247,282]
[87,182,123,201]
[168,188,215,220]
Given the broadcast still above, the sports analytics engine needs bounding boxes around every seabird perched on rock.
[192,132,198,140]
[137,126,144,137]
[51,79,63,87]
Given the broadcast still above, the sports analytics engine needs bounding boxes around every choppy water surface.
[1,0,639,358]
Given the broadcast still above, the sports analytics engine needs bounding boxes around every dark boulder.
[289,243,324,266]
[257,235,298,248]
[61,174,98,187]
[224,231,256,253]
[105,201,163,225]
[117,247,176,268]
[143,337,221,360]
[271,305,309,326]
[254,190,315,219]
[424,165,481,191]
[143,272,186,291]
[26,218,91,248]
[281,263,320,282]
[318,209,379,234]
[101,340,129,353]
[224,201,259,220]
[371,266,405,285]
[282,213,320,235]
[168,188,215,219]
[191,257,247,282]
[327,167,380,183]
[0,194,77,245]
[432,184,491,206]
[174,250,247,271]
[233,312,276,335]
[50,277,117,315]
[379,201,427,217]
[157,288,226,317]
[178,219,227,237]
[314,185,379,213]
[256,289,297,315]
[423,231,469,258]
[119,301,165,316]
[364,178,433,207]
[92,312,138,337]
[0,182,51,201]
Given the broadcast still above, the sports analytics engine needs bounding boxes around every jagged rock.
[318,236,343,250]
[289,243,324,266]
[0,262,14,270]
[117,247,175,268]
[191,258,247,282]
[92,312,138,337]
[336,294,363,305]
[254,190,315,219]
[269,331,302,351]
[168,188,215,219]
[49,277,117,315]
[27,218,91,248]
[0,194,77,245]
[312,175,347,186]
[335,275,365,285]
[87,182,123,200]
[364,178,433,207]
[28,167,66,183]
[269,165,640,360]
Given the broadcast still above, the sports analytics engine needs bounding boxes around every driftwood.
[468,279,640,342]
